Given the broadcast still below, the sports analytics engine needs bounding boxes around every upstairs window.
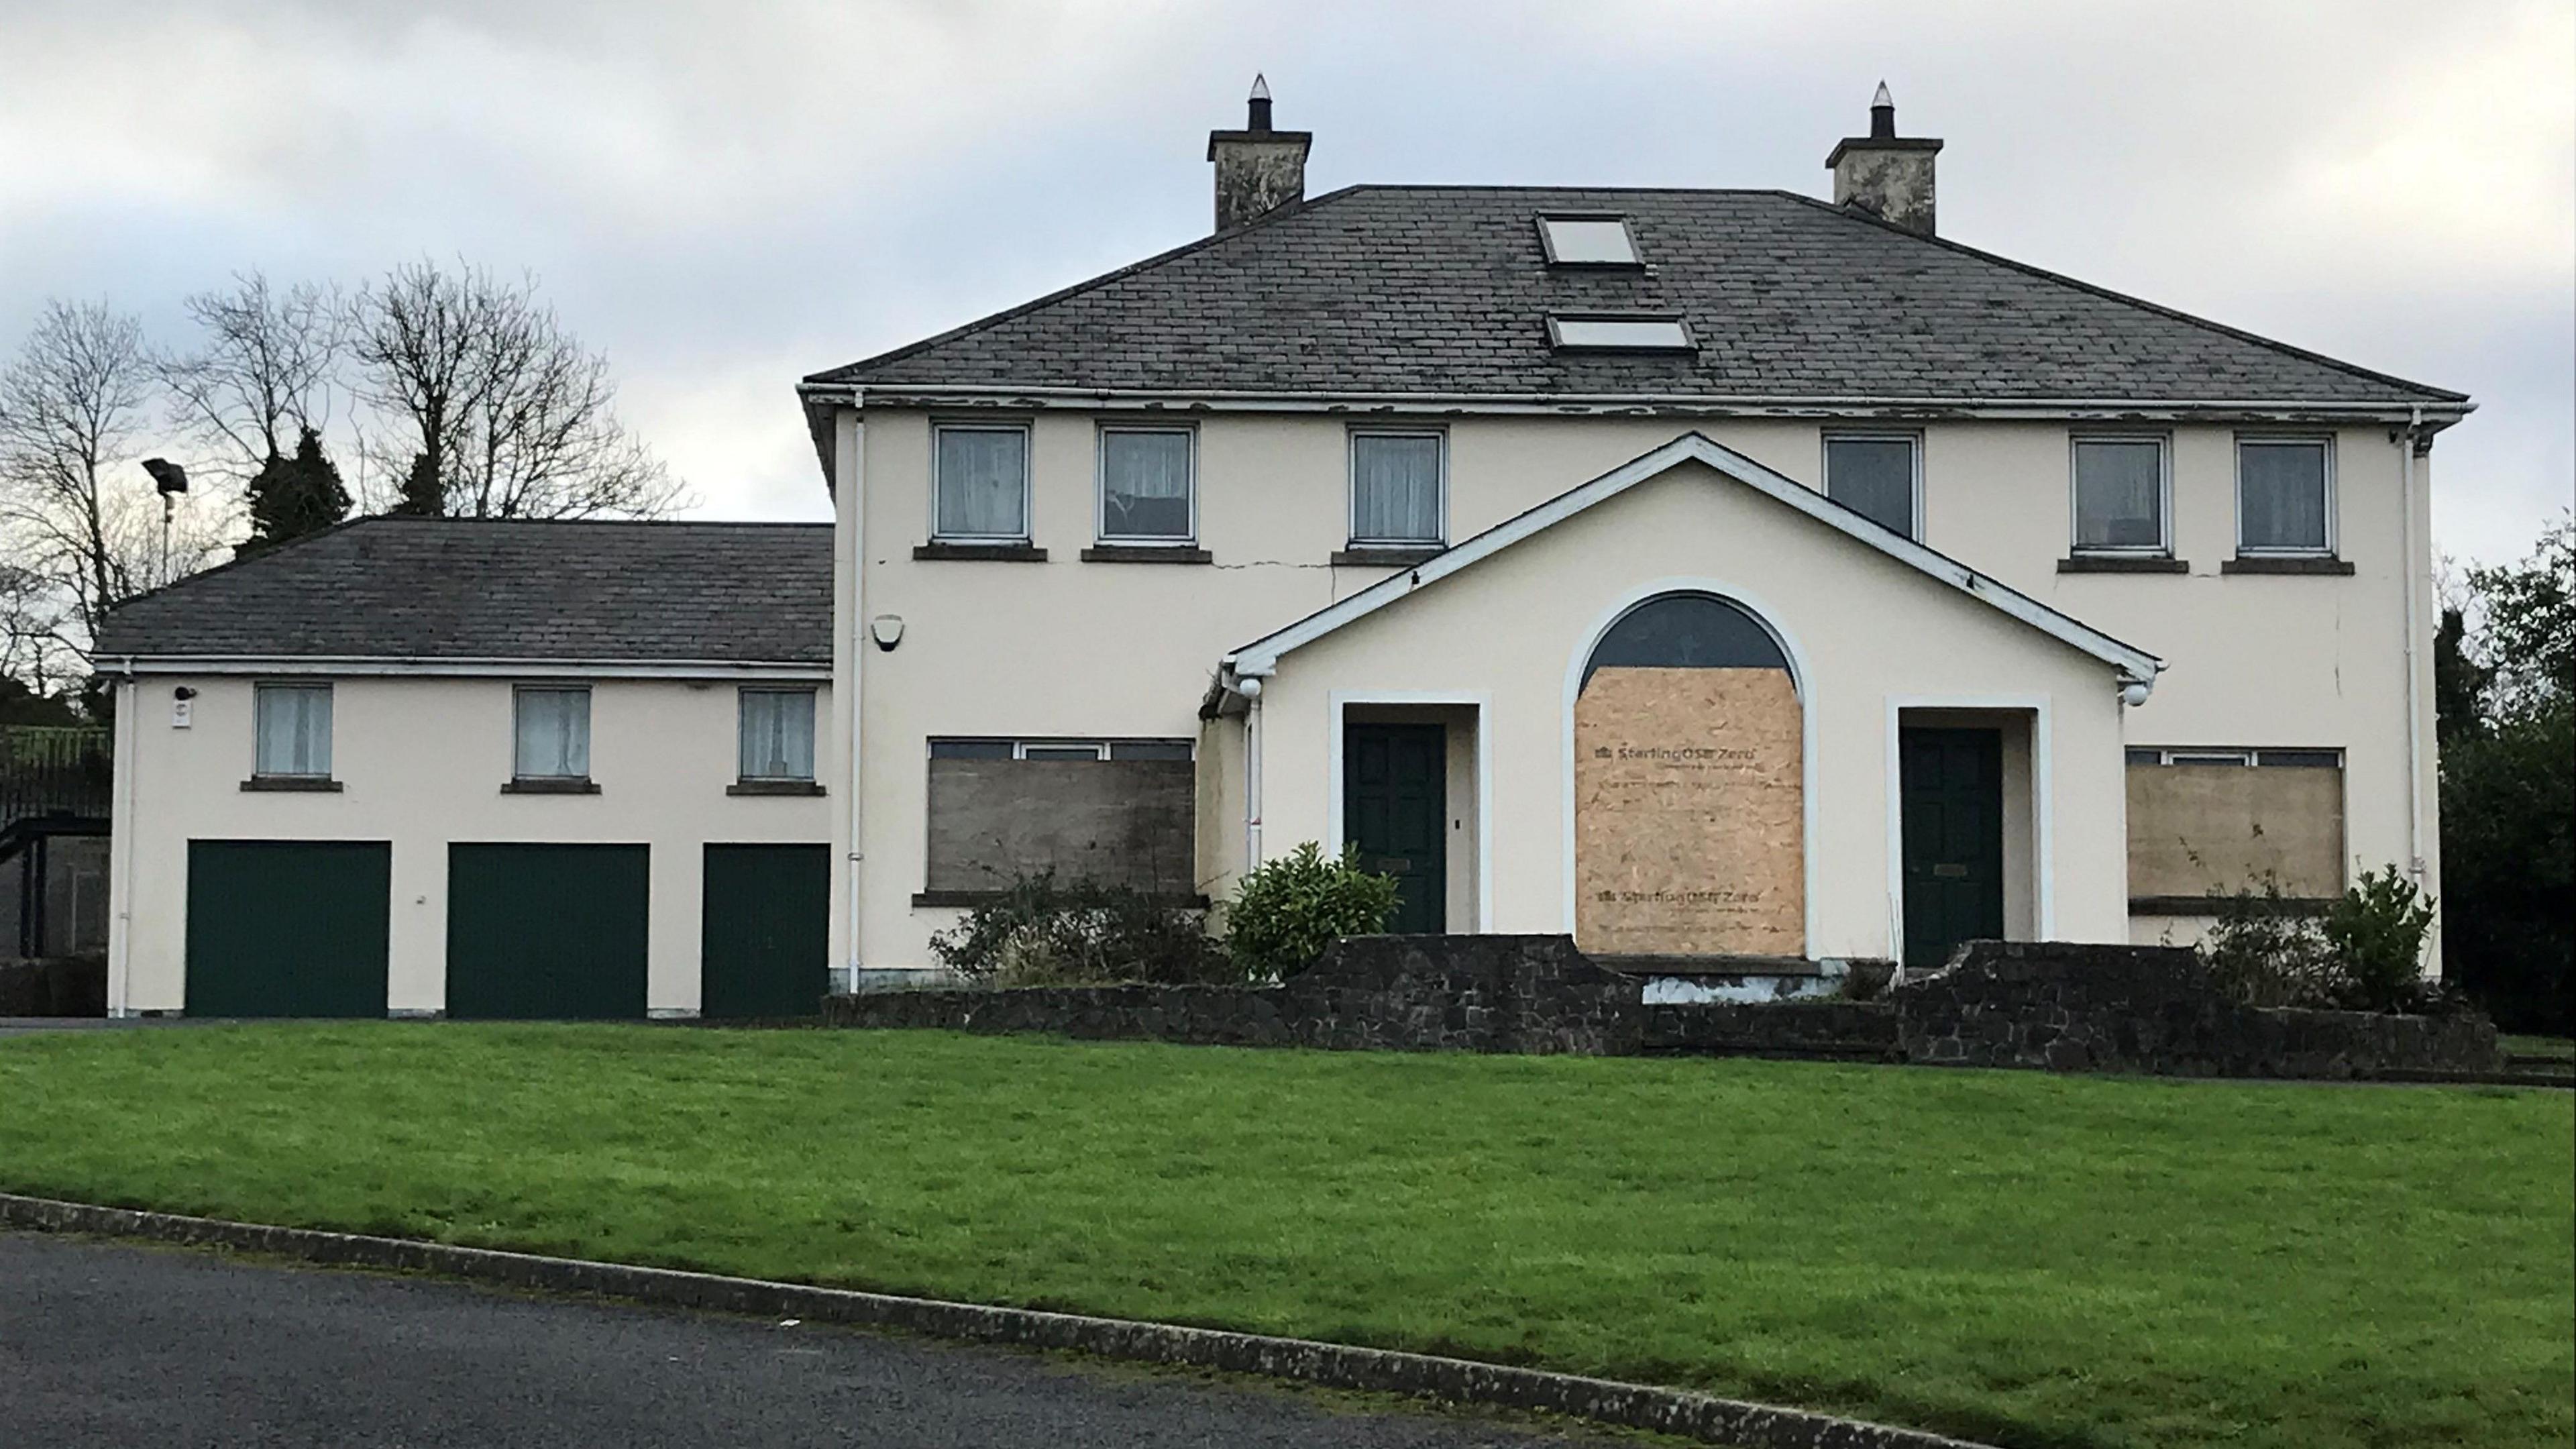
[933,423,1030,541]
[513,686,591,781]
[1823,433,1921,540]
[739,688,817,782]
[1536,215,1640,266]
[1097,427,1194,543]
[1349,430,1444,545]
[2072,435,2169,554]
[2237,437,2332,555]
[253,683,333,778]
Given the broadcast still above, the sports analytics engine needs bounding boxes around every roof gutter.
[798,382,864,492]
[110,655,830,681]
[825,384,2471,427]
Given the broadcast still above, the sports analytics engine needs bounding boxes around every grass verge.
[0,1024,2567,1449]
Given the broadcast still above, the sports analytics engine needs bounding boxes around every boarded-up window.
[2127,751,2345,903]
[926,739,1196,896]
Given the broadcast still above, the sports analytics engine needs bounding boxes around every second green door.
[701,843,830,1019]
[446,843,649,1020]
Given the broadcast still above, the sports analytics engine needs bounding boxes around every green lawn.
[0,1026,2566,1449]
[2503,1034,2575,1061]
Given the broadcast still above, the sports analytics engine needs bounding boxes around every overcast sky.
[3,0,2568,564]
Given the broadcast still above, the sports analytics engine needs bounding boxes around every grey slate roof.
[95,517,832,664]
[810,186,2463,407]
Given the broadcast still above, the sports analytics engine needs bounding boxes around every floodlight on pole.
[142,458,188,582]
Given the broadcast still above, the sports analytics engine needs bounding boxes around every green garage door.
[446,843,649,1020]
[701,844,831,1020]
[186,841,390,1018]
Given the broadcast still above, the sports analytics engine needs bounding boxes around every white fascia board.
[842,384,2470,427]
[1228,432,2163,690]
[112,655,830,682]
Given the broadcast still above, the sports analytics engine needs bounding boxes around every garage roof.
[95,517,832,669]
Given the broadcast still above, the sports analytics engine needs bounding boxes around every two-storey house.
[798,83,2465,990]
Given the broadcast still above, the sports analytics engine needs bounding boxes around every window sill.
[729,780,825,796]
[913,889,1211,910]
[1080,545,1212,564]
[501,777,602,795]
[1332,545,1444,568]
[914,542,1046,562]
[2223,556,2353,576]
[240,776,342,793]
[2131,894,2336,917]
[2058,555,2187,574]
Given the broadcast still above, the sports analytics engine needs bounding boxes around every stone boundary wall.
[1891,941,2503,1079]
[1643,1000,1900,1059]
[824,935,1642,1056]
[825,935,2505,1081]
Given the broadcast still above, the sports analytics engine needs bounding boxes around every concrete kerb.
[0,1191,1990,1449]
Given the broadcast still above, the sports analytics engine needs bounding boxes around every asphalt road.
[0,1232,1621,1448]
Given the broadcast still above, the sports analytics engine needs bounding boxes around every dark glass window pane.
[2255,749,2341,769]
[1110,740,1194,761]
[1825,437,1917,537]
[2125,747,2163,766]
[1022,744,1105,762]
[928,739,1015,760]
[1580,592,1790,692]
[2239,442,2328,551]
[2074,439,2165,549]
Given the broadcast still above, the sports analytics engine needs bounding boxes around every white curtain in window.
[2239,443,2328,551]
[1100,431,1192,539]
[1351,435,1441,541]
[515,688,590,778]
[739,690,816,780]
[2074,440,2163,549]
[254,685,332,776]
[935,428,1028,538]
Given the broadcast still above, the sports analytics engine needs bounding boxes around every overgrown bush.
[2201,866,2443,1014]
[2322,866,2438,1014]
[927,872,1241,987]
[1225,841,1399,979]
[2200,873,2341,1009]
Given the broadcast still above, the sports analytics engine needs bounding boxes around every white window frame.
[2133,745,2343,769]
[1536,213,1642,267]
[2233,434,2337,558]
[1544,314,1695,353]
[1346,427,1448,548]
[511,684,592,781]
[1093,423,1198,546]
[930,419,1034,543]
[737,686,818,782]
[252,681,333,779]
[2068,432,2173,557]
[928,737,1193,762]
[1820,429,1925,542]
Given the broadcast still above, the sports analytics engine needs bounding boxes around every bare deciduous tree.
[0,300,225,655]
[159,271,345,481]
[353,260,684,519]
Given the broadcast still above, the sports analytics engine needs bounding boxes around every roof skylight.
[1548,315,1694,353]
[1537,215,1639,266]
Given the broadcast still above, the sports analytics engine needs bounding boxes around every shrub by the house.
[2201,865,2444,1014]
[927,872,1238,987]
[1226,841,1399,979]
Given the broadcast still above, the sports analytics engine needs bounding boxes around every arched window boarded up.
[1574,594,1805,957]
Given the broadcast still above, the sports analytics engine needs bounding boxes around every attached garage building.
[95,519,837,1020]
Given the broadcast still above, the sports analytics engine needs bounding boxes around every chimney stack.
[1825,82,1942,237]
[1207,74,1310,233]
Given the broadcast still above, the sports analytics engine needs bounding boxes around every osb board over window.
[2127,764,2345,900]
[928,759,1196,896]
[1574,667,1803,956]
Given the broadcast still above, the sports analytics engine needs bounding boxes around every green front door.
[185,841,390,1018]
[1344,722,1446,934]
[446,843,649,1020]
[1900,727,2006,971]
[701,844,830,1020]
